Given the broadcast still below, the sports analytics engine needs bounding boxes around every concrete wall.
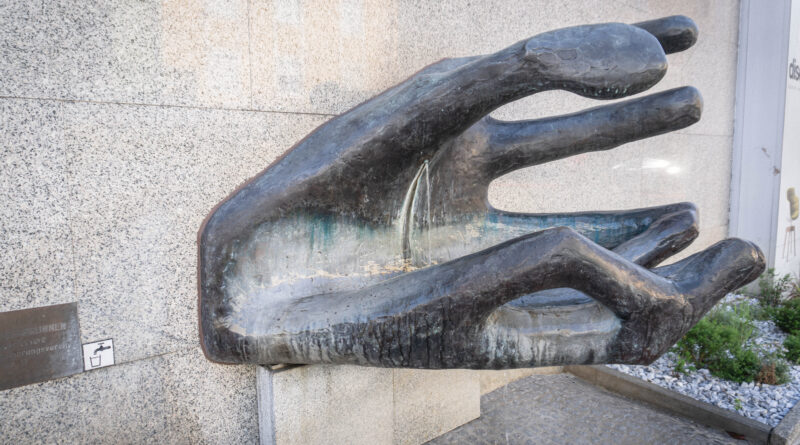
[0,0,739,443]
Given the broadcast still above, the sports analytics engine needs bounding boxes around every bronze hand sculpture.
[198,16,765,369]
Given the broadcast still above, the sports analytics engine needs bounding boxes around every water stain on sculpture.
[198,15,766,368]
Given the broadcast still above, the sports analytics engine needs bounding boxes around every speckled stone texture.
[0,346,258,444]
[0,0,252,107]
[0,0,741,443]
[0,100,75,312]
[428,373,740,445]
[62,102,326,363]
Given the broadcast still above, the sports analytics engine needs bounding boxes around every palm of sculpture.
[198,16,765,368]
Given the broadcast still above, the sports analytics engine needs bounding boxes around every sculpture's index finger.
[634,15,699,54]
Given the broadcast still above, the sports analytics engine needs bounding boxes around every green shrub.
[773,299,800,333]
[784,332,800,364]
[757,268,793,307]
[791,279,800,301]
[674,305,761,382]
[756,305,776,322]
[673,357,695,376]
[676,317,741,364]
[756,353,792,385]
[714,348,762,383]
[776,359,791,384]
[674,302,792,384]
[713,304,756,340]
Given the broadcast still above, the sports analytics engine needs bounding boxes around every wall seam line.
[247,0,254,110]
[58,101,82,345]
[0,95,337,118]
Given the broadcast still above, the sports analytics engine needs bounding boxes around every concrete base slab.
[257,365,480,445]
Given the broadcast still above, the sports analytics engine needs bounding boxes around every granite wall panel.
[0,0,742,443]
[0,346,257,444]
[0,100,74,312]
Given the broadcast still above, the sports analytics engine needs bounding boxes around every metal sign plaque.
[0,302,82,391]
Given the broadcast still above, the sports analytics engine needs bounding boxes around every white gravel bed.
[607,295,800,427]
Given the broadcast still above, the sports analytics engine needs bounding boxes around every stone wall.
[0,0,739,443]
